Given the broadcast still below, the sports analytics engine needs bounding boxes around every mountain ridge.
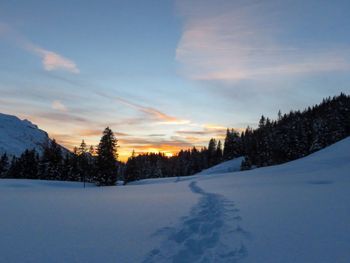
[0,112,60,156]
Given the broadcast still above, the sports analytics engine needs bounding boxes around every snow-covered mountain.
[0,137,349,262]
[0,112,52,156]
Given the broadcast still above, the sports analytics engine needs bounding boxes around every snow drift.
[197,156,244,175]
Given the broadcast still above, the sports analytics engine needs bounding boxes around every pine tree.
[77,140,90,184]
[216,140,223,163]
[7,157,21,179]
[223,129,242,160]
[78,140,87,155]
[96,127,118,186]
[39,139,63,180]
[19,149,39,179]
[154,159,163,178]
[0,153,9,178]
[207,138,217,166]
[124,150,138,184]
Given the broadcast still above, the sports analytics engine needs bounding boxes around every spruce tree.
[216,140,223,163]
[124,150,138,184]
[96,127,118,186]
[223,129,241,160]
[0,153,9,178]
[19,149,39,179]
[39,139,63,180]
[207,138,217,166]
[77,140,90,183]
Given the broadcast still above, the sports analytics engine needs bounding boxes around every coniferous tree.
[19,149,39,179]
[223,129,242,160]
[39,139,63,180]
[207,138,217,166]
[0,153,9,178]
[7,157,21,179]
[239,94,350,168]
[216,140,223,163]
[77,140,90,183]
[124,150,138,184]
[96,127,118,186]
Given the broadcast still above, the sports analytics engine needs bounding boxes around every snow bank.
[197,156,244,175]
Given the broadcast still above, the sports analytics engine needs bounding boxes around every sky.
[1,0,350,161]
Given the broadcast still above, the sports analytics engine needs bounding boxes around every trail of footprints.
[143,181,249,263]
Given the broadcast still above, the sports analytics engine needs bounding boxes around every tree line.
[240,93,350,169]
[0,127,119,186]
[1,93,349,185]
[123,138,224,184]
[123,93,350,181]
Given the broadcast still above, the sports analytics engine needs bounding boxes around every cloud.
[30,46,80,73]
[0,22,79,73]
[176,0,350,82]
[113,96,189,124]
[148,134,166,137]
[51,100,67,112]
[77,129,129,137]
[176,124,234,136]
[96,92,190,125]
[35,112,89,124]
[119,137,195,153]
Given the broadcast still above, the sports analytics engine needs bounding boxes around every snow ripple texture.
[143,181,249,263]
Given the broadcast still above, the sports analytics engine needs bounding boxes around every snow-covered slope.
[0,113,51,156]
[198,156,244,175]
[0,137,349,262]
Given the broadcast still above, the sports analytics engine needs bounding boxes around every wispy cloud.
[113,96,189,124]
[51,100,67,112]
[34,112,89,124]
[176,0,350,82]
[29,46,79,73]
[0,22,79,73]
[97,91,190,125]
[77,129,129,137]
[176,123,238,136]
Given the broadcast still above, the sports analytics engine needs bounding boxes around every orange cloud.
[30,46,79,73]
[110,96,190,124]
[77,129,129,137]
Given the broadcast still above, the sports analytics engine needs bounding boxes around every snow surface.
[0,137,350,262]
[198,156,244,175]
[0,113,50,156]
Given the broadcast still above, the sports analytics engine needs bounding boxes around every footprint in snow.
[143,181,249,263]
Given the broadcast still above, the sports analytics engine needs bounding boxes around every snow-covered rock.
[0,112,51,156]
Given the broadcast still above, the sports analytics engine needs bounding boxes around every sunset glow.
[1,0,349,161]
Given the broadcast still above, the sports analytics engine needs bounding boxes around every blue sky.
[1,0,350,160]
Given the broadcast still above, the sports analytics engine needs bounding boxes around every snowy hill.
[197,156,244,175]
[0,112,52,156]
[0,137,349,262]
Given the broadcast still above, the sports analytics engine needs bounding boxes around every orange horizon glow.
[55,138,205,162]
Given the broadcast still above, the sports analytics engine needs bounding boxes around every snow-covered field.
[0,138,349,263]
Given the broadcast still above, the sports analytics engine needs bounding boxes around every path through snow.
[143,181,249,262]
